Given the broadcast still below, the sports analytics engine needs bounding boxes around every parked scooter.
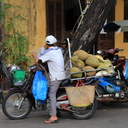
[2,62,98,120]
[97,48,125,66]
[96,48,128,103]
[0,48,24,103]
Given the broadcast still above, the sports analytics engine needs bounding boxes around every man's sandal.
[44,119,58,124]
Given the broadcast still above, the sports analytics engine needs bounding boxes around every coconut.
[73,50,88,60]
[83,66,96,76]
[85,56,100,68]
[70,67,82,78]
[76,59,85,69]
[70,56,79,66]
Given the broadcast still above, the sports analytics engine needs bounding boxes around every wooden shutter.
[46,0,64,42]
[97,6,115,51]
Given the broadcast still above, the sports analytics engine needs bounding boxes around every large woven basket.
[66,81,95,107]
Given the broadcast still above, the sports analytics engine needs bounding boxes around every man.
[36,43,49,72]
[60,39,68,54]
[32,35,66,123]
[36,44,47,58]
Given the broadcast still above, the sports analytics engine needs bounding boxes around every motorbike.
[96,48,128,103]
[0,48,22,103]
[2,61,98,120]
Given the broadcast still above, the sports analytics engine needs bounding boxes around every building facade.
[2,0,128,58]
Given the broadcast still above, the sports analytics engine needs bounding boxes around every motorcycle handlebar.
[114,48,124,53]
[97,48,124,54]
[118,49,124,51]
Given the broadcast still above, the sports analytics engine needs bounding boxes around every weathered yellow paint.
[5,0,46,53]
[5,0,127,59]
[34,0,46,52]
[115,0,128,58]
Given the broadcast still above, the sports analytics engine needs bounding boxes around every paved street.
[0,102,128,128]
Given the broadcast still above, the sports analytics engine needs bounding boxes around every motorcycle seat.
[59,79,71,87]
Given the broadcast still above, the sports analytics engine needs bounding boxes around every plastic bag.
[124,60,128,79]
[32,71,48,104]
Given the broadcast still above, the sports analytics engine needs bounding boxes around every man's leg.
[44,80,62,123]
[49,80,62,116]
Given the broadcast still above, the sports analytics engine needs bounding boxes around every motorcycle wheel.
[2,92,32,120]
[69,98,97,119]
[96,85,105,108]
[0,91,4,104]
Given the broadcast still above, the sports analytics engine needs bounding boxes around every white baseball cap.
[45,35,57,45]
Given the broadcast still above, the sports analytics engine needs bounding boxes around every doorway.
[46,0,86,43]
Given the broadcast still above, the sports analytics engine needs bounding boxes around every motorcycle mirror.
[97,50,102,54]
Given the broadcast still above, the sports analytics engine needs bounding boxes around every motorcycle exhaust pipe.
[97,94,118,102]
[97,96,128,102]
[97,97,119,102]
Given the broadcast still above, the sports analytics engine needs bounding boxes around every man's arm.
[32,52,39,63]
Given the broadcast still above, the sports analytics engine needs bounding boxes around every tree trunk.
[64,0,116,68]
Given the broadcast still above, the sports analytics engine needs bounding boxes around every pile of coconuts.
[70,50,115,78]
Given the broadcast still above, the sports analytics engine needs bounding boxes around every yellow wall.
[5,0,46,53]
[34,0,46,53]
[115,0,128,58]
[5,0,127,58]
